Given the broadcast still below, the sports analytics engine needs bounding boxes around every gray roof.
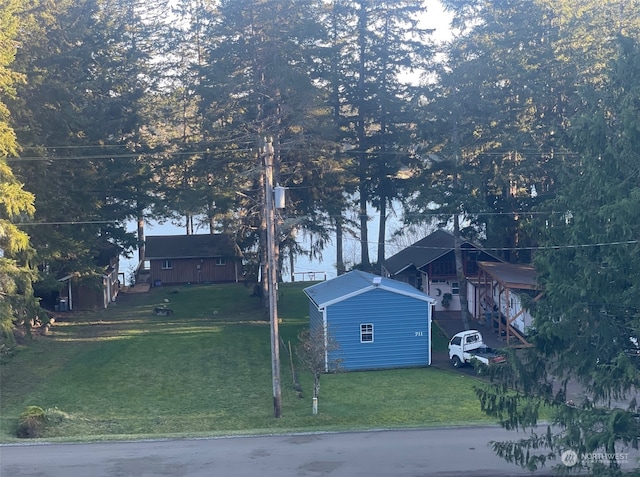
[478,261,538,290]
[384,229,462,275]
[304,269,434,309]
[144,234,237,260]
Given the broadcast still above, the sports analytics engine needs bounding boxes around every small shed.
[303,270,436,372]
[58,243,121,311]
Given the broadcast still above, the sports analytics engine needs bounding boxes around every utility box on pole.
[274,185,286,209]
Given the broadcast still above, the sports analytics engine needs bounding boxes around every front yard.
[0,282,494,442]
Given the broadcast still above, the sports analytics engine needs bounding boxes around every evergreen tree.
[9,0,167,292]
[406,6,640,471]
[476,34,640,477]
[0,0,39,346]
[331,0,434,271]
[411,0,563,259]
[192,0,336,291]
[429,0,640,259]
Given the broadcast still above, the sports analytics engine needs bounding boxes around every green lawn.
[0,282,494,442]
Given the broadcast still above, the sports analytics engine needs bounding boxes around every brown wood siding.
[149,258,239,286]
[71,285,102,310]
[60,264,120,311]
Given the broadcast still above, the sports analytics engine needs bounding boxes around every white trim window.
[360,323,374,343]
[162,260,172,270]
[215,257,227,266]
[451,282,460,295]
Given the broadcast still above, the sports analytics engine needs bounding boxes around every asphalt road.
[5,425,636,477]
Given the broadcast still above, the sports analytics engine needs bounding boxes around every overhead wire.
[4,142,620,254]
[18,220,118,226]
[12,218,639,254]
[5,145,580,162]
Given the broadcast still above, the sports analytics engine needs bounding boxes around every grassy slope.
[0,282,493,442]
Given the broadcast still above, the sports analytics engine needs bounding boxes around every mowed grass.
[0,282,494,442]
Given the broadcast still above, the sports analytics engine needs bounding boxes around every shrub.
[16,406,46,438]
[45,407,71,425]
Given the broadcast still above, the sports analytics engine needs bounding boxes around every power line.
[5,149,248,162]
[337,235,640,253]
[20,144,134,150]
[313,226,639,253]
[18,220,119,226]
[14,220,640,252]
[288,211,564,221]
[18,138,255,151]
[14,219,637,253]
[5,146,578,162]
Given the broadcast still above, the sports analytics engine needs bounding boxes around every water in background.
[119,211,410,285]
[119,220,345,285]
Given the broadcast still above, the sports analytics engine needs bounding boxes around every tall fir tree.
[475,33,640,477]
[191,0,337,289]
[330,0,434,271]
[9,0,168,292]
[0,0,39,345]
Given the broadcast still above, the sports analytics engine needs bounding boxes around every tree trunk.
[356,1,370,271]
[335,214,345,276]
[377,196,387,274]
[313,373,320,400]
[289,247,295,282]
[359,191,370,270]
[453,214,471,330]
[137,215,145,265]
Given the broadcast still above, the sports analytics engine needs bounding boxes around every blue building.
[303,270,436,372]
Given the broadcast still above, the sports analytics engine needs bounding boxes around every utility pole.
[264,137,282,418]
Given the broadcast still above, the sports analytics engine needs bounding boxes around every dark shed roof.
[144,234,237,260]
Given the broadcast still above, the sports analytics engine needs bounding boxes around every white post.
[312,397,318,415]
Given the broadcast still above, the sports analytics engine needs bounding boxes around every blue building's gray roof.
[304,269,434,309]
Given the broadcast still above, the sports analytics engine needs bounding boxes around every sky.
[424,0,453,43]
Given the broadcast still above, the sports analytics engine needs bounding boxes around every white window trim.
[451,282,460,295]
[162,260,172,270]
[360,323,374,343]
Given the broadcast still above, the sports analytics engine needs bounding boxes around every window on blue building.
[360,323,373,343]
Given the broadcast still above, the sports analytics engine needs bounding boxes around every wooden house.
[304,270,435,372]
[143,234,242,286]
[383,229,502,312]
